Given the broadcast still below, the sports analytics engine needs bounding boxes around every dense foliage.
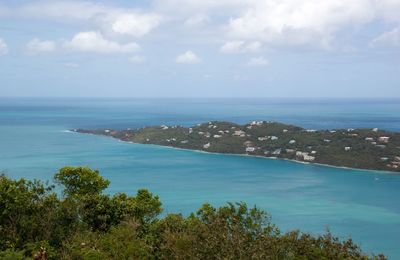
[0,167,385,259]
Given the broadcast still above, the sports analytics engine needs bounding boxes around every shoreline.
[68,130,397,175]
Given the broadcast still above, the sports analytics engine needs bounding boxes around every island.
[73,121,400,172]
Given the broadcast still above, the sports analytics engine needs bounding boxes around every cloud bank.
[1,0,400,60]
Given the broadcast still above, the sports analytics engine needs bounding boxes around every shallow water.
[1,98,400,258]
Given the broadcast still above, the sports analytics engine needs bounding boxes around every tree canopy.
[0,167,386,259]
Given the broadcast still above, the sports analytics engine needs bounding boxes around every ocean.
[1,97,400,258]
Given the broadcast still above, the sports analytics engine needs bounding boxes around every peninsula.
[74,121,400,172]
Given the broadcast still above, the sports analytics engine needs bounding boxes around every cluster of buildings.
[159,123,397,169]
[233,130,246,137]
[296,151,316,162]
[386,157,400,169]
[257,135,279,141]
[363,135,390,149]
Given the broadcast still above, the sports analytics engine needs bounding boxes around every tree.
[0,174,58,251]
[0,168,386,259]
[54,167,110,198]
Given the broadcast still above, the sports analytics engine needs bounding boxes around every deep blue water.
[1,98,400,258]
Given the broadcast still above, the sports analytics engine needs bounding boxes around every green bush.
[0,167,386,260]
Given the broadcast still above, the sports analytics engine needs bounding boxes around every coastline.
[69,130,397,175]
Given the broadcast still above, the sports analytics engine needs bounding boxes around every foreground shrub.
[0,167,386,259]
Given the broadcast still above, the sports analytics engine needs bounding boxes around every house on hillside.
[233,130,246,137]
[378,136,390,143]
[246,147,256,153]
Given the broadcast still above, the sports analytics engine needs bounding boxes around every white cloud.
[220,41,244,53]
[228,0,376,48]
[157,0,394,49]
[16,1,162,38]
[129,55,146,63]
[64,31,139,54]
[0,38,8,56]
[176,50,201,64]
[246,57,269,66]
[245,41,263,52]
[371,27,400,48]
[5,0,400,53]
[220,40,262,53]
[110,13,162,37]
[26,38,56,54]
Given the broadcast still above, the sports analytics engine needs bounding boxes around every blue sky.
[0,0,399,98]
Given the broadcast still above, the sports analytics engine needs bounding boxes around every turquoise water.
[1,98,400,258]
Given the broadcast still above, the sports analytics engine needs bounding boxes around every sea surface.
[1,98,400,258]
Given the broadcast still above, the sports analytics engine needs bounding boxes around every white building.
[378,136,390,143]
[296,151,308,157]
[303,155,316,162]
[246,147,256,152]
[250,121,263,126]
[203,143,211,149]
[233,130,246,137]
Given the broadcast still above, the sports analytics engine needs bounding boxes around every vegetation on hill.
[0,167,386,259]
[75,121,400,172]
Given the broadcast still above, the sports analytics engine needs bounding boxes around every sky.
[0,0,399,98]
